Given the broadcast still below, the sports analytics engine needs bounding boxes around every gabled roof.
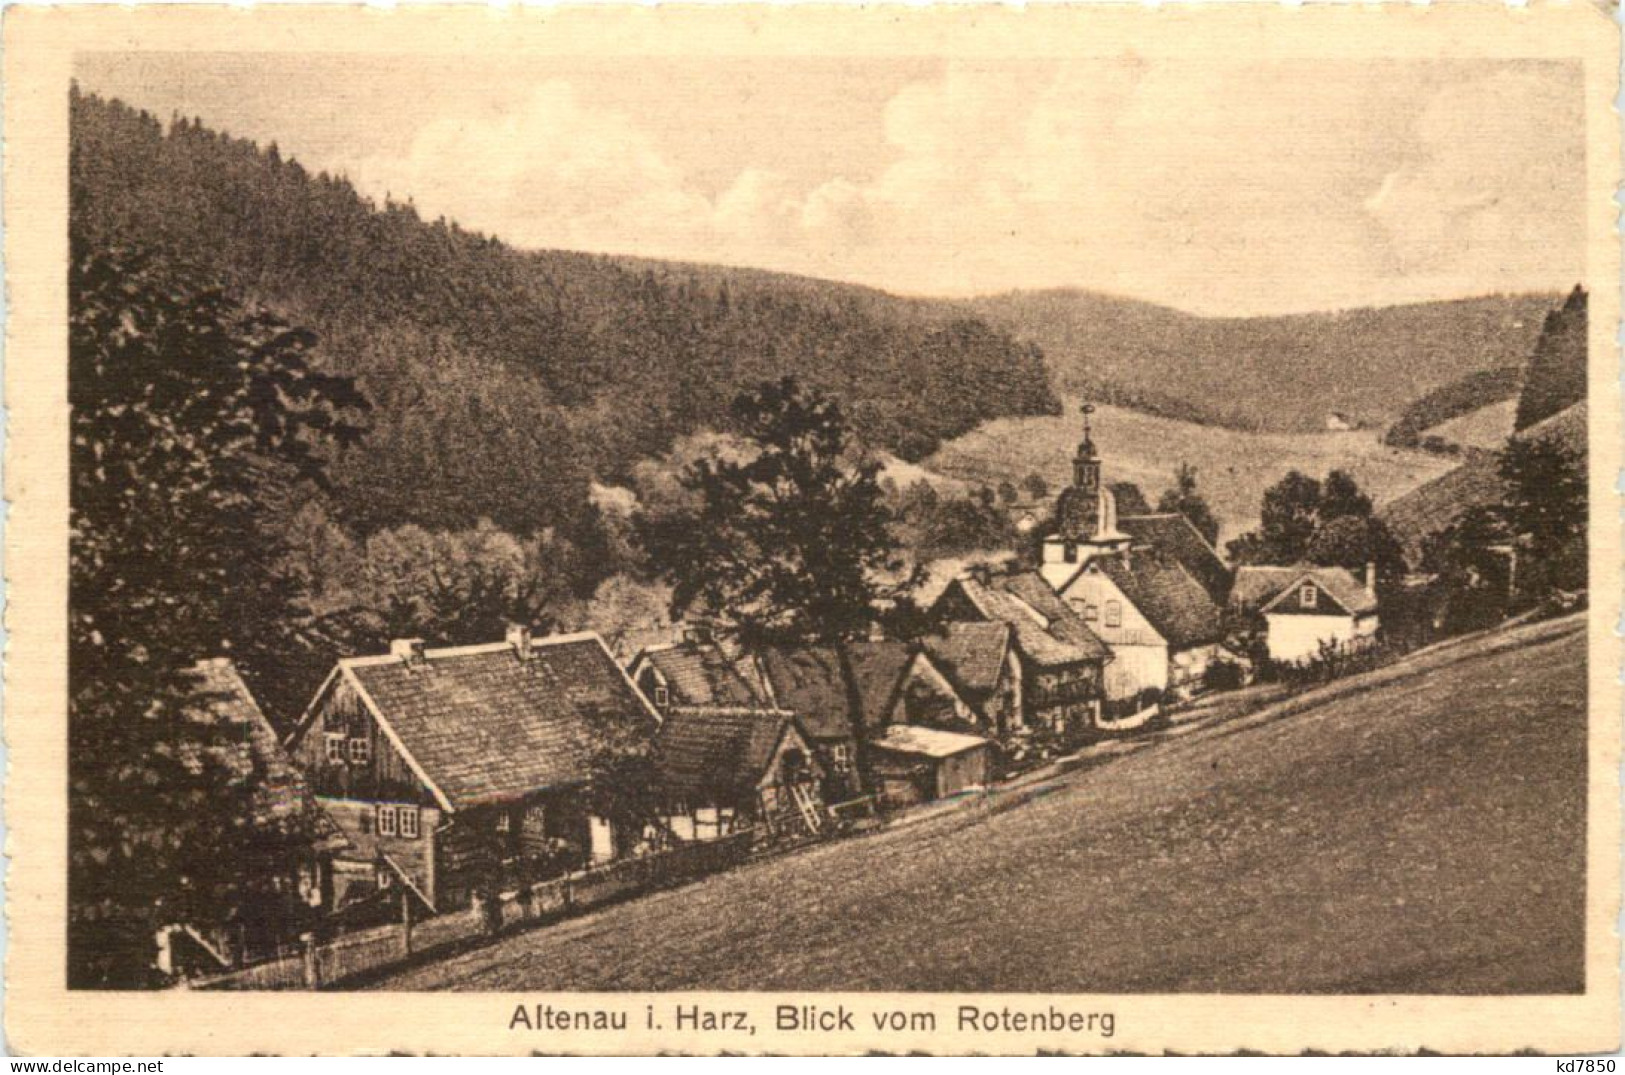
[943,572,1111,667]
[919,622,1011,702]
[303,633,659,812]
[1241,565,1377,617]
[1229,566,1310,611]
[754,642,915,739]
[630,640,762,708]
[1096,554,1224,650]
[1118,513,1233,606]
[183,659,349,850]
[870,724,991,760]
[653,706,804,798]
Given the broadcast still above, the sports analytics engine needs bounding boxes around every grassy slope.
[1426,400,1521,452]
[963,290,1559,433]
[370,616,1585,994]
[925,400,1458,546]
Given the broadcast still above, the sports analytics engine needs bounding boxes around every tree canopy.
[642,378,920,646]
[69,241,367,986]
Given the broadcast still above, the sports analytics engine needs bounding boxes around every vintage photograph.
[4,3,1618,1057]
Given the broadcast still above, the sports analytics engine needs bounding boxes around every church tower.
[1040,403,1130,588]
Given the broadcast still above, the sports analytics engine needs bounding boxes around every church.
[1029,406,1231,705]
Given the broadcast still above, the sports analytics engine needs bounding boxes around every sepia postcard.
[3,2,1620,1057]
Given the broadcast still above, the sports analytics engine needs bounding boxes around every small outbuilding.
[865,725,993,807]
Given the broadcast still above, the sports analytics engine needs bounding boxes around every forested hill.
[69,88,1058,538]
[962,288,1564,433]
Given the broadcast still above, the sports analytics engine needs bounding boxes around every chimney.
[506,623,533,661]
[390,638,426,667]
[1365,562,1378,596]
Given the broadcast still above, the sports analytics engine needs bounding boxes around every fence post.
[300,932,321,990]
[400,890,414,958]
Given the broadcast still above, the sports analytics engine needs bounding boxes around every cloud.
[1361,67,1584,287]
[352,62,1584,313]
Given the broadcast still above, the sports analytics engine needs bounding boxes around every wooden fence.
[191,831,755,991]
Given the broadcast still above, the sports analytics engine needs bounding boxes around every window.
[376,805,398,837]
[1063,543,1078,564]
[1300,584,1318,608]
[1105,600,1122,628]
[654,685,669,707]
[1082,602,1099,622]
[494,811,511,834]
[398,806,420,839]
[829,743,853,771]
[375,868,394,890]
[324,734,344,765]
[348,736,370,765]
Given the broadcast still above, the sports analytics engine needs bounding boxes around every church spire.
[1073,402,1101,494]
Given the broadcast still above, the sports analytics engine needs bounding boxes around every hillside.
[926,401,1458,546]
[69,88,1058,540]
[963,289,1562,433]
[372,615,1586,994]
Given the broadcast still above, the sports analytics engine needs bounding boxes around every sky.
[76,53,1585,316]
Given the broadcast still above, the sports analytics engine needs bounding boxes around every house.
[627,636,761,715]
[931,570,1110,735]
[158,659,351,977]
[1116,512,1232,606]
[285,627,660,914]
[865,725,994,808]
[1057,551,1227,703]
[652,706,826,841]
[748,641,976,801]
[1232,565,1380,664]
[918,621,1024,741]
[1020,405,1229,705]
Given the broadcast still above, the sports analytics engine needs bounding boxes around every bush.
[1204,660,1245,692]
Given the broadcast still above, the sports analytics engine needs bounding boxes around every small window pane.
[1301,585,1318,608]
[349,737,369,764]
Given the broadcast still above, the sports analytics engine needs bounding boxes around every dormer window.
[1300,584,1318,608]
[654,685,669,708]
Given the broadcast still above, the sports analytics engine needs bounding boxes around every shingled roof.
[184,659,348,849]
[1119,513,1233,605]
[1097,554,1224,650]
[753,642,915,739]
[653,706,804,799]
[1232,565,1377,616]
[631,640,762,707]
[919,622,1011,704]
[313,633,659,812]
[943,572,1111,667]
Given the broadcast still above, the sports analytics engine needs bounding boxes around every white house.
[1053,552,1226,702]
[1231,565,1380,664]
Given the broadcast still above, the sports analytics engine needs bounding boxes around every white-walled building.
[1231,565,1380,664]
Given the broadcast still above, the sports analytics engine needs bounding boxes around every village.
[158,401,1484,990]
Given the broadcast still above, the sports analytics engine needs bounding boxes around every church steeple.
[1040,402,1130,586]
[1073,402,1101,495]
